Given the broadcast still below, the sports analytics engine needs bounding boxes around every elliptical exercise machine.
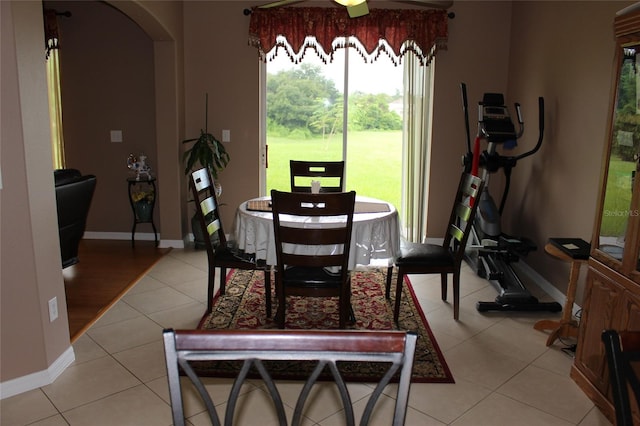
[460,83,561,313]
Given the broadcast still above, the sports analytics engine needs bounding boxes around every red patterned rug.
[198,268,454,383]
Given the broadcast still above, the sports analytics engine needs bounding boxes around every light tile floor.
[1,248,614,425]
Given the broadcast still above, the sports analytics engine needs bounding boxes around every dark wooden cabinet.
[570,7,640,424]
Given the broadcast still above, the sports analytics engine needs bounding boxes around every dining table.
[231,195,400,271]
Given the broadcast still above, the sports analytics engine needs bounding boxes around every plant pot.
[191,213,206,250]
[134,201,153,222]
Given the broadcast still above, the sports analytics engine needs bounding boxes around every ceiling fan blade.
[347,1,369,18]
[257,0,306,9]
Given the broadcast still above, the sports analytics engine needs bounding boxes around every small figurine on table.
[127,153,152,181]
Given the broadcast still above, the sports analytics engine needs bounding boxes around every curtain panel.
[248,7,448,65]
[44,8,66,169]
[402,53,433,243]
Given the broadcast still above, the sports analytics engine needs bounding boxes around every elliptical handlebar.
[514,96,544,161]
[461,82,472,154]
[459,81,545,162]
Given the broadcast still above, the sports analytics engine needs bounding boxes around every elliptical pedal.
[477,301,562,313]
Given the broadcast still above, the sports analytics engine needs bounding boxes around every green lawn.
[601,155,636,237]
[266,130,403,211]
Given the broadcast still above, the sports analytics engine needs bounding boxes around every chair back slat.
[602,330,640,426]
[163,329,417,426]
[206,219,222,238]
[462,173,482,199]
[454,203,472,223]
[448,223,464,243]
[281,252,346,269]
[200,197,216,217]
[290,160,345,193]
[279,226,348,245]
[192,168,212,192]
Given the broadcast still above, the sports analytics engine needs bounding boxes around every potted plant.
[182,93,230,179]
[131,187,155,222]
[183,93,230,248]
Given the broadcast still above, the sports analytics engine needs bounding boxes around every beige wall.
[1,0,71,383]
[505,0,630,299]
[1,0,635,393]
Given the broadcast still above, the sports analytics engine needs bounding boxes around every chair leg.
[264,269,272,319]
[393,270,404,323]
[441,273,448,301]
[385,266,393,299]
[219,267,227,295]
[276,277,286,329]
[206,267,216,314]
[453,272,460,320]
[341,279,354,328]
[339,302,346,329]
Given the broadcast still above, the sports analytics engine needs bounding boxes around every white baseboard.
[159,239,185,249]
[0,346,75,400]
[83,231,155,241]
[82,232,185,248]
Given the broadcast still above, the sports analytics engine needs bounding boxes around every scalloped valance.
[248,7,448,66]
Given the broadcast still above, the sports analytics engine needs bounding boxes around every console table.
[534,242,587,346]
[127,177,158,247]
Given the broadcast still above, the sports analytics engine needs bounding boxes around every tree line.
[614,54,640,162]
[267,63,402,139]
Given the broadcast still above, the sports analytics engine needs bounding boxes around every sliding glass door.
[263,42,403,211]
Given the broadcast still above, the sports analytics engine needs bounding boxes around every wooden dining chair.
[163,328,418,426]
[271,189,356,328]
[190,168,271,316]
[601,330,640,426]
[386,172,484,321]
[290,160,345,193]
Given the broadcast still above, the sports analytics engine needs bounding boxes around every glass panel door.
[598,45,640,265]
[264,44,402,211]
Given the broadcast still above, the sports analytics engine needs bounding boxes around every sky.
[267,45,403,96]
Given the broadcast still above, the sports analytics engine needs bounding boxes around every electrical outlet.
[48,297,58,322]
[222,129,231,143]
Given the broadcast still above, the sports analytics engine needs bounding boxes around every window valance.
[248,7,448,66]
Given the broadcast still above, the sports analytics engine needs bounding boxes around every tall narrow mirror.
[598,44,640,264]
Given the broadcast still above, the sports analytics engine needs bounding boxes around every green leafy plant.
[182,93,230,178]
[131,188,155,204]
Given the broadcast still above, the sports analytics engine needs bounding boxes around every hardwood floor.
[63,239,171,342]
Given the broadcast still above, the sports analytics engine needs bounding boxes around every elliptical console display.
[461,83,561,313]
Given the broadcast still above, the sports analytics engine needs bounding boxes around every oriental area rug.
[198,268,454,383]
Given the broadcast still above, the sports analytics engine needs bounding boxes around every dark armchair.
[54,169,96,268]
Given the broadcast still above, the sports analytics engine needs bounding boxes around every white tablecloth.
[232,196,400,270]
